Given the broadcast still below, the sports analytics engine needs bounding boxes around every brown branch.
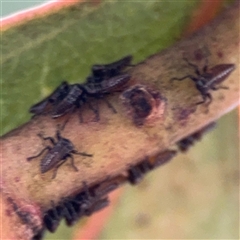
[1,1,239,239]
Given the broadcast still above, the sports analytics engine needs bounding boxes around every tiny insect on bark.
[87,55,133,83]
[27,130,92,178]
[177,122,216,152]
[128,150,176,185]
[171,58,235,105]
[29,81,70,116]
[82,74,131,120]
[83,73,131,95]
[43,201,63,232]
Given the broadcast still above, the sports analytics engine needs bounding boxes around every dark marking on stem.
[121,84,165,126]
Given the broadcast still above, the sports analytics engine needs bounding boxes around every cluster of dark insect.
[27,55,235,239]
[32,150,177,237]
[27,56,133,177]
[171,58,235,106]
[27,56,133,237]
[41,181,120,234]
[29,55,132,123]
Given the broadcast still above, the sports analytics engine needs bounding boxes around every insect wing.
[51,81,71,104]
[29,81,70,114]
[104,55,132,72]
[91,55,133,80]
[40,148,61,173]
[40,141,71,173]
[100,74,131,93]
[29,96,51,115]
[51,85,83,118]
[208,64,235,86]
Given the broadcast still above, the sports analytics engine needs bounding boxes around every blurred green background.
[2,1,239,239]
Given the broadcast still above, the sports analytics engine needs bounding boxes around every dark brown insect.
[51,84,83,118]
[44,73,131,123]
[27,130,92,178]
[128,150,176,185]
[87,55,133,83]
[29,81,70,116]
[83,73,130,95]
[43,202,63,232]
[177,122,216,152]
[82,74,131,120]
[171,58,235,105]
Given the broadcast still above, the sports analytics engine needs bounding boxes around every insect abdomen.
[41,151,60,173]
[208,64,235,86]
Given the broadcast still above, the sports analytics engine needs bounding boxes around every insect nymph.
[27,130,92,178]
[171,58,235,105]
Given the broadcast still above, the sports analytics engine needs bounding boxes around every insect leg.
[196,92,212,105]
[68,155,78,172]
[56,130,62,141]
[38,134,56,145]
[75,99,84,123]
[72,150,93,157]
[88,101,99,121]
[202,58,209,73]
[60,107,76,130]
[183,58,201,75]
[51,159,67,179]
[27,146,51,161]
[78,109,83,123]
[102,97,117,113]
[206,93,213,105]
[211,85,229,90]
[170,75,196,82]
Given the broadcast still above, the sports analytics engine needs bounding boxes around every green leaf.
[1,1,198,135]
